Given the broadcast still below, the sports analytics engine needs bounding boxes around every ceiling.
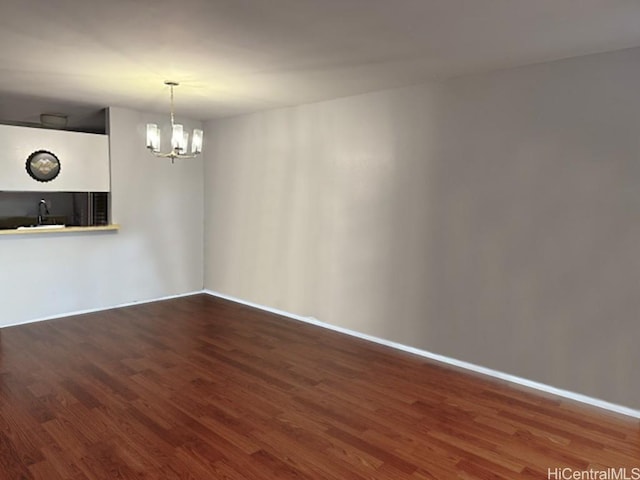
[2,0,640,126]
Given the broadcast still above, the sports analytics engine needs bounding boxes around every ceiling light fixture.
[40,113,68,129]
[146,81,203,163]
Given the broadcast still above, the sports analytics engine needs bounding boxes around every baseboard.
[203,289,640,420]
[1,290,204,329]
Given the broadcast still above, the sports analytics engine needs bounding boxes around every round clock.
[26,150,61,182]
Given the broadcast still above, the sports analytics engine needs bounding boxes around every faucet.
[37,199,50,225]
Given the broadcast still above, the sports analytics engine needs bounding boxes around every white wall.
[204,47,640,409]
[0,107,204,326]
[205,85,442,337]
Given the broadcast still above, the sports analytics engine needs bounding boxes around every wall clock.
[26,150,61,182]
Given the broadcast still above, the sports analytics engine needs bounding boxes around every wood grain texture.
[0,294,638,479]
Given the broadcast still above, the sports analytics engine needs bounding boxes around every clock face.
[26,150,61,182]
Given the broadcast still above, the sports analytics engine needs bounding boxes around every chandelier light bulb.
[146,124,160,152]
[171,124,184,151]
[192,129,203,154]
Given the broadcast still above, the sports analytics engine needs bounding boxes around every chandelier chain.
[169,84,175,128]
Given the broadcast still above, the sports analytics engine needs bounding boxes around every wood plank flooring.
[0,294,638,479]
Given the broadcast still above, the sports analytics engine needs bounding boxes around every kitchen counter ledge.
[0,225,120,235]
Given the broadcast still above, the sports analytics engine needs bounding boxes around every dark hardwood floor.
[0,294,638,479]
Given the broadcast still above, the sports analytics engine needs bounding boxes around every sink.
[17,225,66,230]
[0,216,67,230]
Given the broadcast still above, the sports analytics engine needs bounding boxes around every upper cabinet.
[0,124,110,192]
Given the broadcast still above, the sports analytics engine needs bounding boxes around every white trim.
[204,289,640,420]
[1,290,204,329]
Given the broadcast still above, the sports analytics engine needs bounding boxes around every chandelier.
[146,81,203,162]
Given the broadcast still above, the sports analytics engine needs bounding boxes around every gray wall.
[0,107,204,326]
[204,47,640,409]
